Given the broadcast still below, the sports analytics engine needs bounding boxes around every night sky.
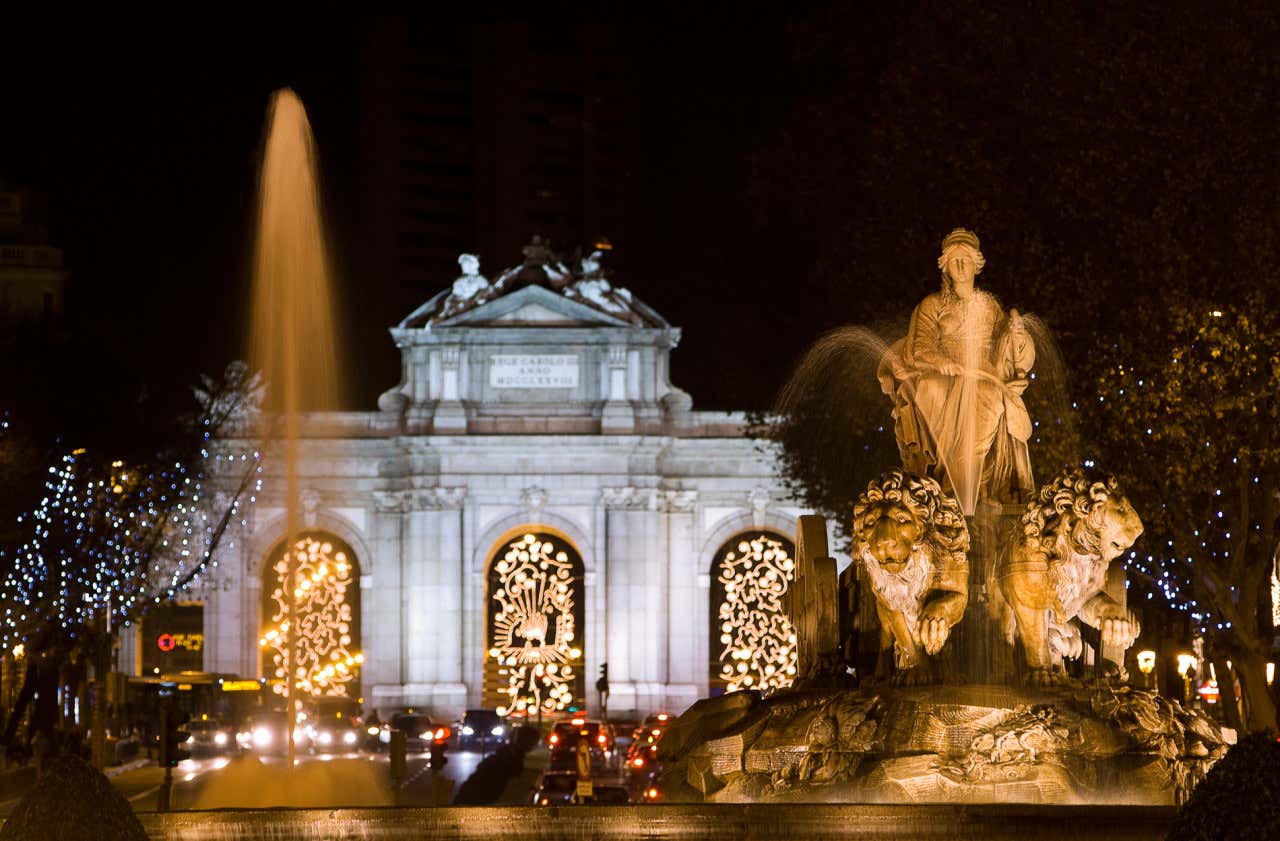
[2,5,1272,430]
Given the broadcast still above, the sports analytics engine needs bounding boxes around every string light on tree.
[0,363,263,653]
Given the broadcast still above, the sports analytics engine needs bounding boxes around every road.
[0,742,636,814]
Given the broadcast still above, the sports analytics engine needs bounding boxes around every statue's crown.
[941,228,980,252]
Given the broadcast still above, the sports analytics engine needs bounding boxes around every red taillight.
[434,727,449,741]
[549,734,559,744]
[632,757,645,768]
[597,734,606,744]
[645,787,660,800]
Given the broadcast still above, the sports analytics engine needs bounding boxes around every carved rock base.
[659,682,1233,806]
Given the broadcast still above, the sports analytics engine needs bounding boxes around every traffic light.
[596,662,609,695]
[159,705,191,768]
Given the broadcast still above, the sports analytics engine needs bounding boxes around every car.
[624,716,670,797]
[236,711,289,755]
[305,714,362,754]
[546,718,617,773]
[531,770,628,805]
[373,711,451,768]
[184,717,235,756]
[531,770,578,805]
[456,709,507,753]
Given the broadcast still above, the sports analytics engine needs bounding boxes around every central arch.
[483,529,586,716]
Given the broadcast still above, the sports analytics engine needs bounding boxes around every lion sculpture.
[852,470,969,681]
[990,469,1143,685]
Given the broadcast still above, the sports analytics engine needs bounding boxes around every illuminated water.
[247,89,344,764]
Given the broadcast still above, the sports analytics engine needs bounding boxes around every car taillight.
[549,734,559,744]
[646,787,660,800]
[597,734,606,744]
[632,757,645,768]
[434,727,450,741]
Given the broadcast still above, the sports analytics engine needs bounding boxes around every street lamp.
[1176,653,1196,706]
[1137,650,1156,690]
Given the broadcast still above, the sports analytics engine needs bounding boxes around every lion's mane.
[1020,469,1126,568]
[852,470,970,570]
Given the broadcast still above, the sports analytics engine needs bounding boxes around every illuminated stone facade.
[131,247,807,719]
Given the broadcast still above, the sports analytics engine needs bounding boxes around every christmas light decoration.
[487,533,583,716]
[259,534,362,699]
[0,363,263,653]
[713,533,798,692]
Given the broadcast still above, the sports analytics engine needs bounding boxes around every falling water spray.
[248,89,344,767]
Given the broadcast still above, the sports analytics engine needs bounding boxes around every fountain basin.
[132,804,1174,840]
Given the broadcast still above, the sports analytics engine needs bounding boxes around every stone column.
[601,345,635,434]
[402,487,468,713]
[661,489,700,713]
[434,346,468,433]
[367,491,408,710]
[602,486,656,716]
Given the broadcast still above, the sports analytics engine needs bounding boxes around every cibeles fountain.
[658,229,1234,807]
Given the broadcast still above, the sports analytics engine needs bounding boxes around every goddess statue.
[878,229,1035,515]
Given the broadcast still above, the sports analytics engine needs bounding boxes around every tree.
[1090,298,1280,731]
[0,362,263,758]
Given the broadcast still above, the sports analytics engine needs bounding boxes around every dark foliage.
[0,756,146,841]
[1166,731,1280,841]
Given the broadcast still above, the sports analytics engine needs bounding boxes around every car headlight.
[318,731,333,746]
[461,726,474,736]
[253,727,272,747]
[367,726,380,736]
[343,731,358,745]
[490,726,504,737]
[214,732,228,746]
[379,729,391,744]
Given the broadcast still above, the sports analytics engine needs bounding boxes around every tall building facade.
[356,19,631,300]
[0,187,66,322]
[131,244,811,720]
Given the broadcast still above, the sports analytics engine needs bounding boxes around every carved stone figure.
[989,469,1143,685]
[852,471,969,681]
[878,228,1035,515]
[438,253,492,318]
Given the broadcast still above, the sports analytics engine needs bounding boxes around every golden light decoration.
[1272,569,1280,627]
[713,533,798,692]
[487,533,582,716]
[259,535,362,699]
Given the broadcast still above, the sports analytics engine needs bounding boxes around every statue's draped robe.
[878,290,1034,514]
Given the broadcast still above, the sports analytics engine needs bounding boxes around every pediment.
[436,285,633,328]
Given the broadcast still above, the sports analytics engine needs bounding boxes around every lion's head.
[852,470,969,575]
[1022,469,1143,565]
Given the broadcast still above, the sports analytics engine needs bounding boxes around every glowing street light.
[1176,653,1196,706]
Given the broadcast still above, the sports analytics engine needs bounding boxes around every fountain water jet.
[248,88,345,767]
